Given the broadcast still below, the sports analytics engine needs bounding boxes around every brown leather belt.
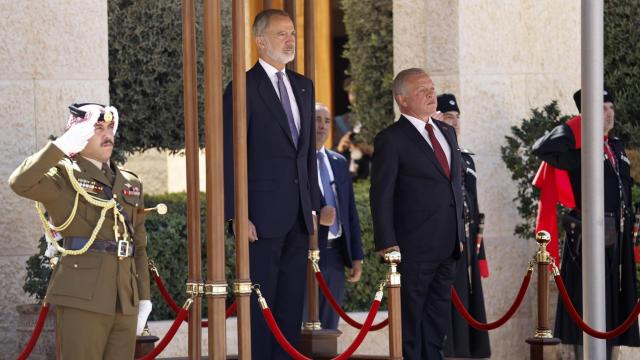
[63,237,135,257]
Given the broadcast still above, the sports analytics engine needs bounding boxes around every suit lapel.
[253,64,297,148]
[327,150,345,221]
[398,116,449,179]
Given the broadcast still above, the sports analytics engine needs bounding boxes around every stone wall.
[394,0,581,358]
[0,0,109,356]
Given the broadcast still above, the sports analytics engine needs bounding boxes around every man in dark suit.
[308,102,364,330]
[370,68,463,360]
[223,9,320,360]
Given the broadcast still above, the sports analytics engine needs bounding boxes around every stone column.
[0,0,109,353]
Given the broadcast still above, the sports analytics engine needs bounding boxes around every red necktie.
[604,140,617,169]
[426,123,450,179]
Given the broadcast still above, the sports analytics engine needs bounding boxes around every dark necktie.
[425,123,451,179]
[102,163,115,184]
[276,71,299,147]
[317,151,340,235]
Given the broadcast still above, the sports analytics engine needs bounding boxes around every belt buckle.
[117,239,130,259]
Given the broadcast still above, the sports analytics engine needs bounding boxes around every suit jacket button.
[294,179,299,184]
[449,203,454,207]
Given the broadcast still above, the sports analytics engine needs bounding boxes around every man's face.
[80,121,115,163]
[603,102,615,135]
[315,107,331,148]
[256,15,296,69]
[441,111,461,136]
[396,73,437,120]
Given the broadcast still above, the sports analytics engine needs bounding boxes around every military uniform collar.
[75,156,112,186]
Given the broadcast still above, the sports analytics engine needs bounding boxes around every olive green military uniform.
[9,141,151,359]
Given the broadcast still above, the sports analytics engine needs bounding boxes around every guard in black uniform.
[435,93,491,359]
[532,87,639,359]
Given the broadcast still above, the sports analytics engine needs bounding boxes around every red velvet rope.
[314,271,388,330]
[451,268,532,330]
[15,303,50,360]
[262,299,382,360]
[152,271,237,327]
[136,306,189,360]
[554,274,640,339]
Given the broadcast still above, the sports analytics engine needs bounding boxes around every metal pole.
[284,0,297,72]
[581,0,606,358]
[526,231,560,359]
[203,0,226,359]
[303,0,315,82]
[385,252,403,360]
[232,1,251,359]
[181,0,202,358]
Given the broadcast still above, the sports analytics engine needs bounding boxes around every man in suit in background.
[307,102,364,330]
[370,68,463,360]
[223,9,320,360]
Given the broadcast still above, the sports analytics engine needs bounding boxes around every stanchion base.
[134,335,160,358]
[526,337,560,360]
[299,328,341,359]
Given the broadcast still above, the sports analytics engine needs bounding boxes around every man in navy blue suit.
[223,9,320,360]
[370,68,463,360]
[310,102,364,330]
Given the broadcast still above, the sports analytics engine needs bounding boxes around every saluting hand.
[53,108,100,155]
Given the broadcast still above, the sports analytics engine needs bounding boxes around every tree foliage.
[500,102,571,240]
[341,0,394,144]
[108,0,232,156]
[605,0,640,147]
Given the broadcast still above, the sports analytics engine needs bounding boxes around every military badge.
[78,178,103,194]
[123,184,141,197]
[104,110,113,123]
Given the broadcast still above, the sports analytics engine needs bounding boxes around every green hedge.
[341,0,394,145]
[145,182,386,320]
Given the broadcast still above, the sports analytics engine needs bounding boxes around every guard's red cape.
[533,115,582,265]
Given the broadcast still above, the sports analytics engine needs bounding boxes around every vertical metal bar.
[581,0,606,358]
[232,1,251,359]
[304,216,321,329]
[181,0,202,358]
[303,0,315,82]
[284,0,297,72]
[203,0,226,359]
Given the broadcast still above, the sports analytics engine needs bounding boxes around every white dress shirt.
[259,58,301,133]
[402,113,452,167]
[316,147,343,239]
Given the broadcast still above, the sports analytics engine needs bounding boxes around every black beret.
[573,86,614,112]
[437,93,460,114]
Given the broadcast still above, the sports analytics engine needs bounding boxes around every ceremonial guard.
[9,103,152,359]
[434,94,491,359]
[532,87,640,359]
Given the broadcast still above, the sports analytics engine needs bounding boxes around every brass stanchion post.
[526,231,560,359]
[385,251,403,360]
[300,215,341,358]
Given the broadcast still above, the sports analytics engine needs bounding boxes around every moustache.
[101,140,114,146]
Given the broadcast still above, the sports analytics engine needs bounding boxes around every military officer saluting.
[9,103,152,359]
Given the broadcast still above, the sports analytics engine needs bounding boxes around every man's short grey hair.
[253,9,292,37]
[392,68,427,97]
[315,102,330,113]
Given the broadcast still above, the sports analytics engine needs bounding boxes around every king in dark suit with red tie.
[223,9,321,360]
[370,68,463,360]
